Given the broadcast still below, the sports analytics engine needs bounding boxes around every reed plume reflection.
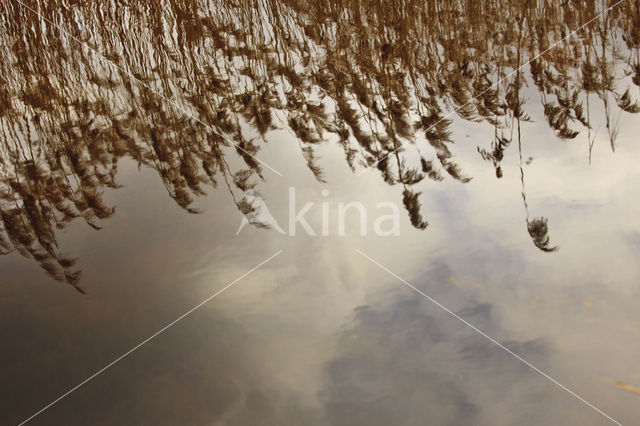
[1,0,639,288]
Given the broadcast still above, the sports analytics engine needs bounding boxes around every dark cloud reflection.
[319,284,600,425]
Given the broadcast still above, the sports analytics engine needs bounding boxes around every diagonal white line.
[356,249,622,425]
[10,0,283,177]
[356,0,627,177]
[17,250,283,426]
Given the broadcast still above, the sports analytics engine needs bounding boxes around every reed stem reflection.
[1,0,638,288]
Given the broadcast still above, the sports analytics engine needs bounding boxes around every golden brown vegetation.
[1,0,639,287]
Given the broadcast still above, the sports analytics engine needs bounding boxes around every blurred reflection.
[1,0,639,287]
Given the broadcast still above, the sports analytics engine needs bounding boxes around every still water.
[1,0,640,424]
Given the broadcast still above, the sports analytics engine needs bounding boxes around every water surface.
[1,1,640,424]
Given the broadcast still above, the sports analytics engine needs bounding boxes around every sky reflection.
[2,0,640,425]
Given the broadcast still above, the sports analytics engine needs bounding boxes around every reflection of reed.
[1,0,639,286]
